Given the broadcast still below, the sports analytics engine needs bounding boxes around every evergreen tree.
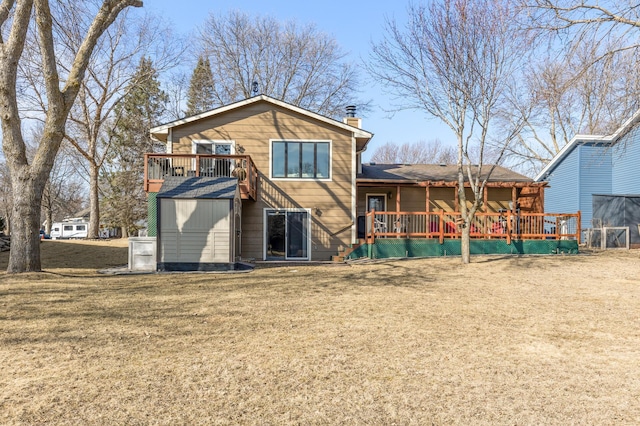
[185,56,216,116]
[101,57,168,236]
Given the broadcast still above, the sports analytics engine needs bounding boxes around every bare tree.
[369,0,527,263]
[22,125,85,235]
[49,9,181,239]
[163,70,189,121]
[0,0,142,273]
[505,33,640,173]
[526,1,640,51]
[41,144,86,235]
[198,10,365,119]
[506,1,640,173]
[370,140,456,164]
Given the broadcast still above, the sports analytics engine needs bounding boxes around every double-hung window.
[272,141,330,179]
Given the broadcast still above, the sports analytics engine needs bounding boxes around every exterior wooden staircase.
[331,239,365,262]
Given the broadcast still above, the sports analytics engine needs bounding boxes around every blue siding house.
[535,110,640,234]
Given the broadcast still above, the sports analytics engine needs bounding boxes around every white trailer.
[50,221,89,239]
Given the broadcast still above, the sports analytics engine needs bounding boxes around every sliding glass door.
[265,209,310,260]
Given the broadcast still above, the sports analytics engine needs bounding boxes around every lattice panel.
[147,193,157,237]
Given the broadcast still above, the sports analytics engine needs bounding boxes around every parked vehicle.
[50,221,89,239]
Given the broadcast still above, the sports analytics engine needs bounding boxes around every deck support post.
[506,210,512,245]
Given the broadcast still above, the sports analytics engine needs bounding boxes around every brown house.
[147,95,372,265]
[357,163,545,219]
[143,95,577,268]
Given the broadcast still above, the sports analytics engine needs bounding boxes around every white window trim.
[366,193,388,212]
[269,139,332,182]
[167,128,173,154]
[262,208,312,261]
[192,139,236,154]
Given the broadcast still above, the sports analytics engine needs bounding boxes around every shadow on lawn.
[0,240,128,271]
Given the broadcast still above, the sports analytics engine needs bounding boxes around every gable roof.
[150,94,373,142]
[534,108,640,181]
[157,177,238,199]
[359,163,533,183]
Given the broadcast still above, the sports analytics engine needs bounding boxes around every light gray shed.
[156,177,241,271]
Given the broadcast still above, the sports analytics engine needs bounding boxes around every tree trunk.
[7,174,46,272]
[88,163,100,239]
[4,212,10,235]
[1,0,143,273]
[45,205,53,236]
[461,223,471,264]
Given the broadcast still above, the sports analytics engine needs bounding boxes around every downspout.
[352,135,357,244]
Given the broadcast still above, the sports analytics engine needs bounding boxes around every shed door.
[160,199,231,263]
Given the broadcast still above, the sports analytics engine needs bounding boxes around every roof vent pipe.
[346,105,356,117]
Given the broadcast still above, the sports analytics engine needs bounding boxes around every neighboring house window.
[272,141,330,179]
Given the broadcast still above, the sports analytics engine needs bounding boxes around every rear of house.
[146,95,373,264]
[139,95,581,270]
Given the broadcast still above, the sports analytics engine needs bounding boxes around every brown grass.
[1,241,640,424]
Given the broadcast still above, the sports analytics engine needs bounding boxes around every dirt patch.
[1,245,640,424]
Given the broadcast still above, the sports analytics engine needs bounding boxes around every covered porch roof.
[357,163,547,188]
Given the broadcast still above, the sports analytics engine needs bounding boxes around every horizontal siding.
[172,103,353,177]
[160,230,179,261]
[212,232,230,262]
[357,186,527,214]
[160,199,231,231]
[544,145,580,215]
[240,200,353,261]
[579,145,612,228]
[487,188,511,212]
[159,199,233,263]
[612,124,640,193]
[171,102,357,261]
[161,230,231,263]
[430,188,457,212]
[401,187,427,212]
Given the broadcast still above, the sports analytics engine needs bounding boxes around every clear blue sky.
[147,0,454,161]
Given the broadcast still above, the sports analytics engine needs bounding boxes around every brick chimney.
[343,105,361,128]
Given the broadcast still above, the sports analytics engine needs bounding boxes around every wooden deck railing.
[144,153,259,200]
[364,210,581,244]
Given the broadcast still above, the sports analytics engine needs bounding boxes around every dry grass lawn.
[1,240,640,424]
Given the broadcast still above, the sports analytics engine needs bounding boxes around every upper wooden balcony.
[144,153,259,200]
